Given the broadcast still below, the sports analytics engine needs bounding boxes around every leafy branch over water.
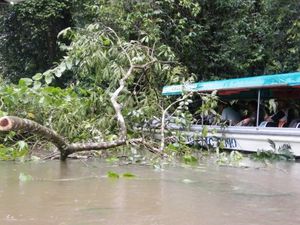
[252,139,295,161]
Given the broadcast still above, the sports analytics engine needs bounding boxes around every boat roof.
[162,71,300,99]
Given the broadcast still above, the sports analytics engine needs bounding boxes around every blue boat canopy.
[162,72,300,99]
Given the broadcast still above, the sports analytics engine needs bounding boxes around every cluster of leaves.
[0,23,187,160]
[251,139,295,161]
[41,24,187,135]
[0,80,107,143]
[0,140,29,161]
[216,150,244,166]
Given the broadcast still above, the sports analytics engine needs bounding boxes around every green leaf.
[65,59,73,70]
[102,38,111,46]
[105,157,119,163]
[54,63,66,78]
[183,155,198,165]
[202,126,208,137]
[33,81,42,89]
[19,78,33,86]
[107,171,120,178]
[45,73,53,84]
[57,27,72,38]
[32,73,43,81]
[122,173,136,178]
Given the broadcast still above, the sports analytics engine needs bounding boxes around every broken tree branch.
[0,57,158,161]
[159,92,193,151]
[0,116,68,150]
[0,31,161,160]
[0,116,162,160]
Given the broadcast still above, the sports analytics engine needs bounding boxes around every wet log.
[0,116,68,149]
[0,116,164,160]
[61,140,126,160]
[0,116,127,160]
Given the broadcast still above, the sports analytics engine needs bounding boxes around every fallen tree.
[0,56,163,160]
[0,27,182,161]
[0,115,124,160]
[0,115,163,160]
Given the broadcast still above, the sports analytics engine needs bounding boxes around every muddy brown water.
[0,159,300,225]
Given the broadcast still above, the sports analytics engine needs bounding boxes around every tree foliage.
[156,0,300,79]
[0,0,72,82]
[1,0,300,82]
[0,0,300,160]
[67,0,300,79]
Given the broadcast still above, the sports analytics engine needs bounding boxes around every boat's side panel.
[165,124,300,157]
[183,130,300,156]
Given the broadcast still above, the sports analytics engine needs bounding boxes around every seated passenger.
[237,101,265,126]
[265,100,293,127]
[219,101,242,125]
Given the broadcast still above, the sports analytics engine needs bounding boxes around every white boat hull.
[164,124,300,157]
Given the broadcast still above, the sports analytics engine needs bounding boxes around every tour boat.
[161,72,300,158]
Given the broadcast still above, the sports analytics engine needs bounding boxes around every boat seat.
[259,121,278,127]
[289,119,300,128]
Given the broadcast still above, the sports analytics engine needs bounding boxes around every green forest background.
[0,0,299,160]
[1,0,300,82]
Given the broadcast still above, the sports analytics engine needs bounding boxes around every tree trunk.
[0,116,127,160]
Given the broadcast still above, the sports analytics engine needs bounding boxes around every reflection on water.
[0,159,300,225]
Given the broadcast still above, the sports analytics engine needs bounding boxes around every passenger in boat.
[237,101,265,126]
[219,101,242,125]
[265,100,296,127]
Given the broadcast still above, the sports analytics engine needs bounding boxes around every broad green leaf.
[57,27,72,38]
[54,64,66,77]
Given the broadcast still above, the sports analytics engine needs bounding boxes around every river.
[0,159,300,225]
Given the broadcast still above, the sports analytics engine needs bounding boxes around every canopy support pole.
[256,89,261,127]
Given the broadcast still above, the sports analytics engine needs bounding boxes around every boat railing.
[166,122,300,136]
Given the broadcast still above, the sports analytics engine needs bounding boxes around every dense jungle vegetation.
[0,0,299,162]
